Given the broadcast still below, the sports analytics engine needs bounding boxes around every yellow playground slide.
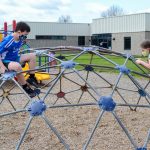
[22,63,50,81]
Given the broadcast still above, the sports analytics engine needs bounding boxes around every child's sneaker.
[27,76,39,88]
[23,85,37,98]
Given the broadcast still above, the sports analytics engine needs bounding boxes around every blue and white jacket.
[0,35,22,62]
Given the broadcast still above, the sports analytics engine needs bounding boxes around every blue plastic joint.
[2,71,16,80]
[136,148,147,150]
[85,65,94,71]
[61,60,76,69]
[28,100,46,116]
[98,96,116,111]
[115,65,130,74]
[138,89,146,97]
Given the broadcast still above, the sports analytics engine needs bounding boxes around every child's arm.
[0,35,14,52]
[0,37,13,73]
[0,38,9,53]
[136,59,150,69]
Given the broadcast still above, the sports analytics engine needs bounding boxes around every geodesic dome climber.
[0,46,150,150]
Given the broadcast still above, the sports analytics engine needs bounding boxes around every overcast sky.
[0,0,150,28]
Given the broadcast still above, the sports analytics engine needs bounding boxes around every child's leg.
[8,61,37,98]
[8,62,26,85]
[20,53,39,87]
[20,53,36,74]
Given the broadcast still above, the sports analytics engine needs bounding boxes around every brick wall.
[112,32,146,55]
[27,36,91,48]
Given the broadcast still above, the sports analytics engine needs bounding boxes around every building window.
[124,37,131,50]
[36,35,66,40]
[78,36,85,46]
[91,33,112,49]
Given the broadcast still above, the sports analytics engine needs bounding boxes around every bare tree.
[101,5,125,18]
[58,15,72,23]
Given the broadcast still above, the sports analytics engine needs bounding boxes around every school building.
[6,13,150,55]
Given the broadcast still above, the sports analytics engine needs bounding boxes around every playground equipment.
[22,62,50,82]
[0,20,16,38]
[0,20,50,84]
[0,46,150,150]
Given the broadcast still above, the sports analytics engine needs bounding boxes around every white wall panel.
[145,13,150,31]
[91,13,147,34]
[27,22,91,39]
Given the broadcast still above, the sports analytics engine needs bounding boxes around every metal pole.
[112,111,138,149]
[128,74,150,99]
[16,116,33,150]
[83,110,105,150]
[110,72,123,97]
[42,114,70,150]
[73,68,100,97]
[143,129,150,148]
[12,78,32,107]
[0,109,26,117]
[42,69,65,101]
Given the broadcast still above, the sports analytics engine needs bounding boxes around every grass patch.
[36,53,150,76]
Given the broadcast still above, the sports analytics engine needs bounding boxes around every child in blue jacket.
[0,21,38,97]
